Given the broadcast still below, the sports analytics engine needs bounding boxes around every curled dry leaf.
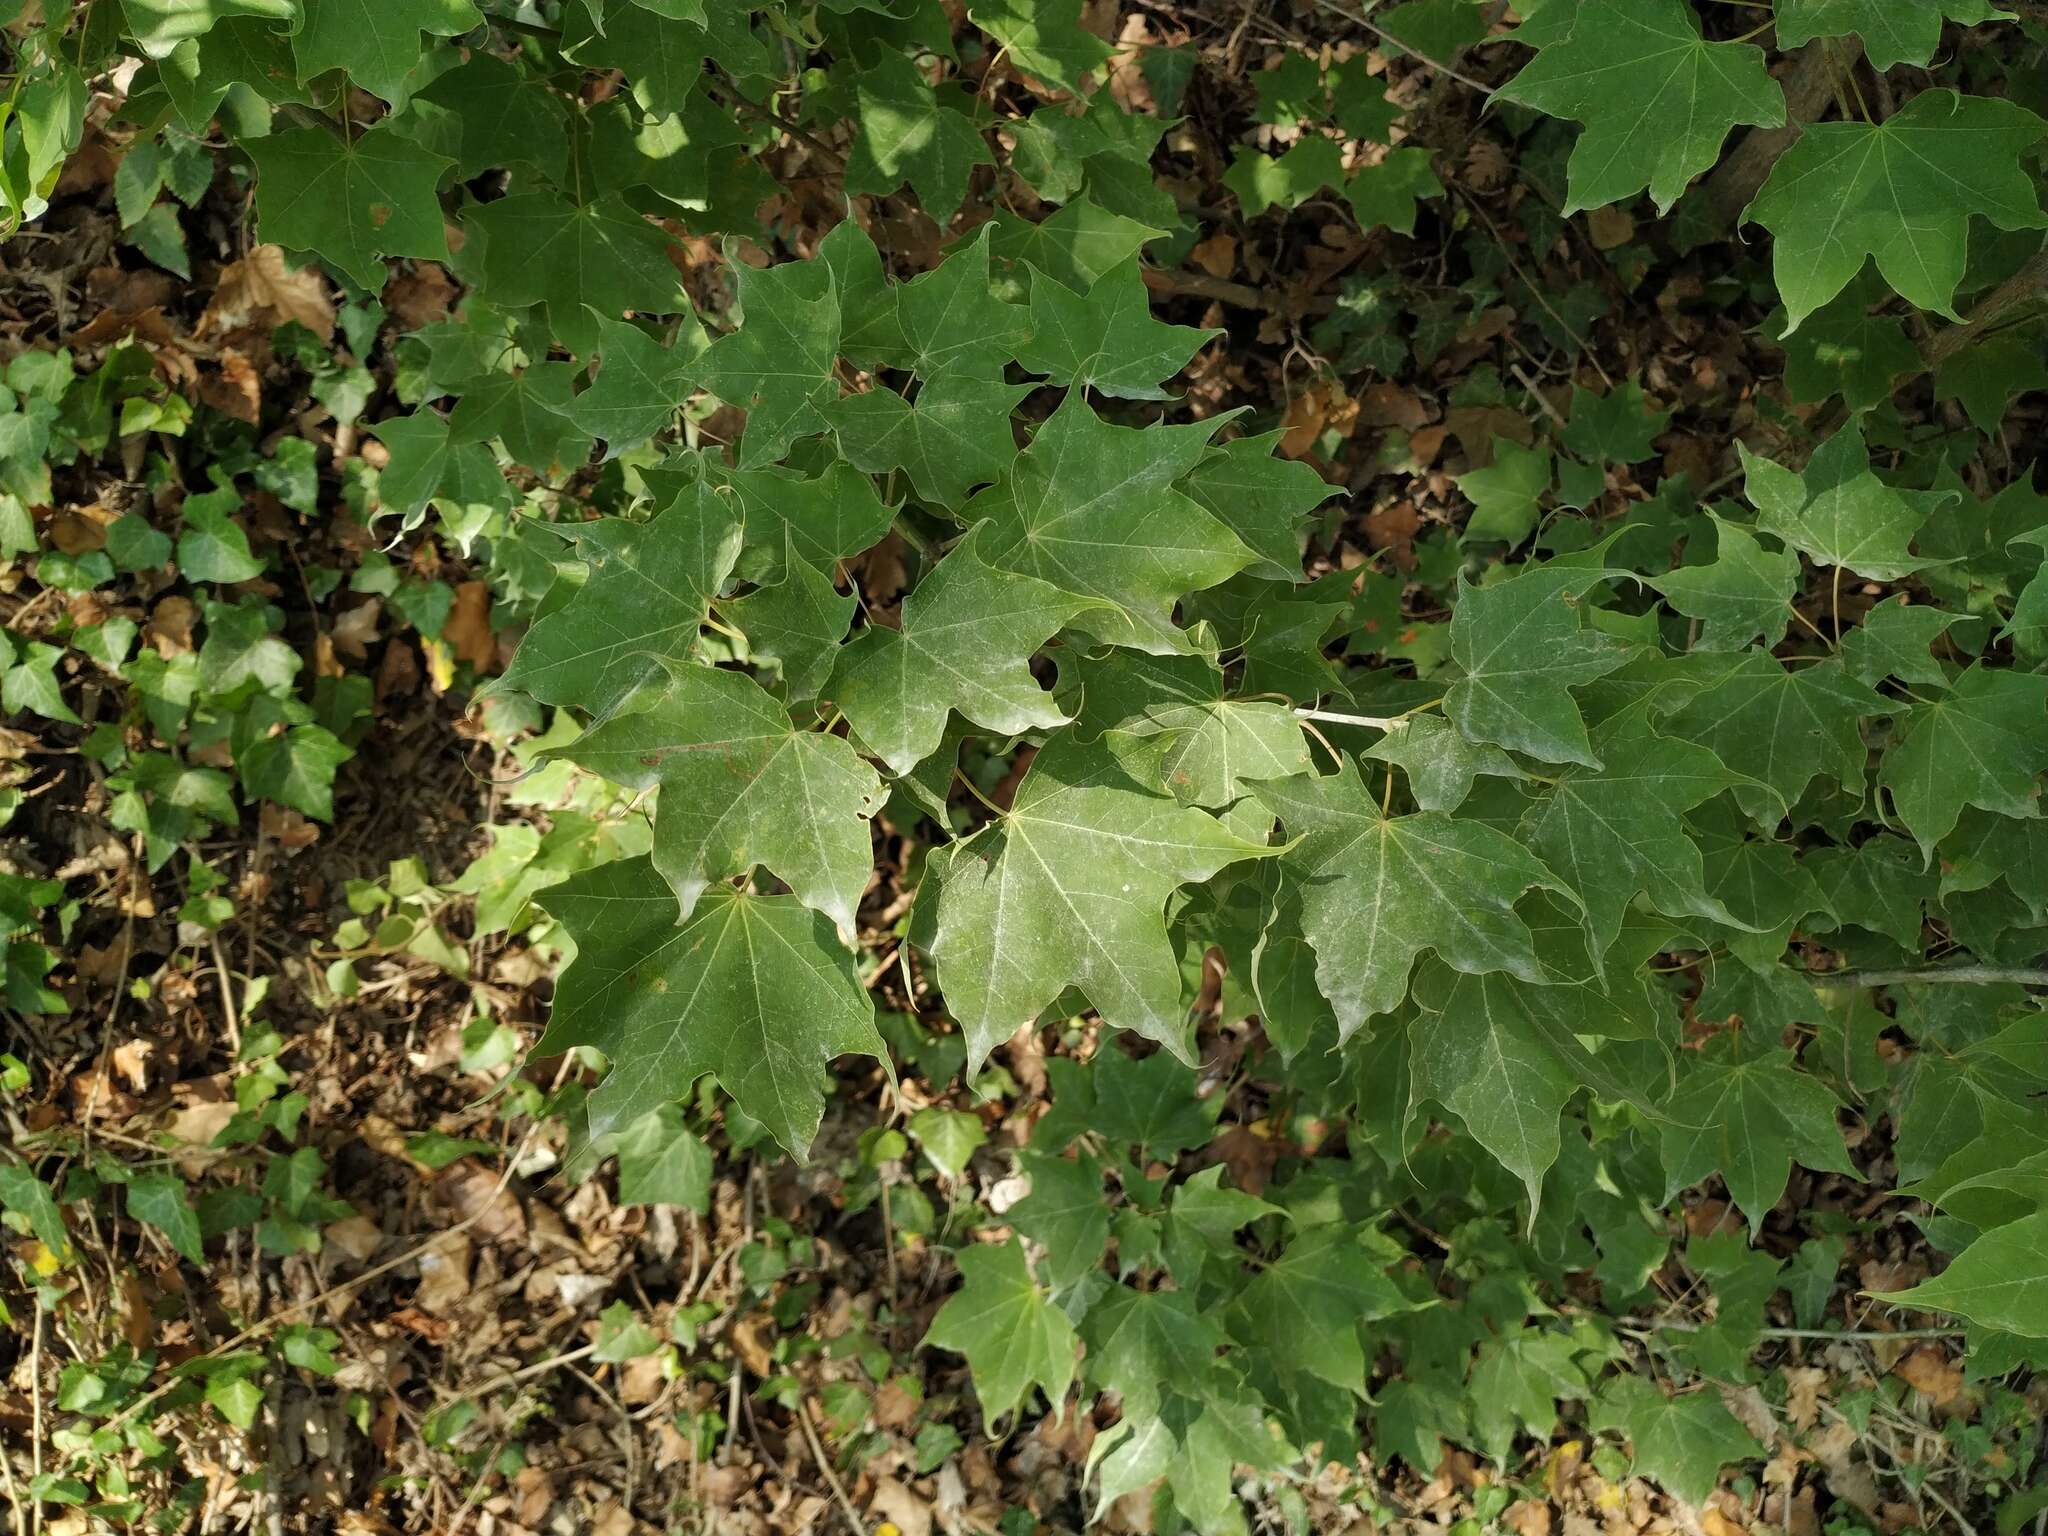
[202,244,336,342]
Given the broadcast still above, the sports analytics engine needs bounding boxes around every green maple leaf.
[924,1238,1078,1421]
[448,363,588,472]
[466,190,683,356]
[557,662,883,938]
[697,460,895,580]
[1070,651,1311,808]
[246,124,450,290]
[1879,665,2048,854]
[1650,514,1799,651]
[1941,806,2048,922]
[1445,565,1636,767]
[1774,0,2010,72]
[817,218,908,369]
[968,0,1113,91]
[290,0,479,103]
[1011,1152,1109,1291]
[1092,1046,1216,1155]
[1779,270,1922,412]
[1494,0,1784,214]
[826,376,1032,508]
[1082,1285,1227,1416]
[966,391,1247,653]
[1223,137,1345,217]
[1744,89,2048,331]
[1254,756,1574,1039]
[1806,836,1932,951]
[1843,599,1970,688]
[1344,147,1443,234]
[691,256,840,466]
[988,199,1164,295]
[1741,423,1952,581]
[1227,1226,1411,1393]
[715,547,853,702]
[1590,1377,1762,1505]
[1662,653,1881,820]
[1872,1210,2048,1338]
[119,0,292,56]
[1938,332,2048,437]
[1362,713,1525,814]
[1561,381,1671,464]
[537,858,883,1156]
[497,483,742,722]
[1468,1329,1594,1466]
[1459,437,1553,547]
[1015,261,1216,401]
[843,52,992,222]
[921,737,1271,1072]
[1658,1033,1858,1235]
[1181,433,1331,582]
[831,527,1097,775]
[415,52,570,181]
[612,1103,711,1211]
[1692,802,1824,962]
[872,227,1031,381]
[563,312,705,452]
[1519,714,1760,964]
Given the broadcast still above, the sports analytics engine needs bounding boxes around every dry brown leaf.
[444,580,496,672]
[383,261,457,330]
[432,1158,528,1245]
[203,245,336,341]
[145,596,198,656]
[869,1478,933,1536]
[201,350,262,424]
[1892,1346,1963,1407]
[325,1214,387,1264]
[1784,1365,1827,1430]
[413,1232,473,1314]
[1585,205,1637,250]
[729,1313,775,1377]
[1190,232,1238,279]
[1358,383,1430,429]
[331,595,383,661]
[49,506,112,555]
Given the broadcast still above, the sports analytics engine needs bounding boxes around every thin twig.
[1818,963,2048,989]
[798,1398,866,1536]
[29,1299,45,1536]
[1310,0,1495,92]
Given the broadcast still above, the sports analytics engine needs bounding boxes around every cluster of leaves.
[6,0,2048,1526]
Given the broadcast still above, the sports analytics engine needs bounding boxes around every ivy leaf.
[705,460,895,579]
[1446,565,1636,768]
[1254,756,1575,1040]
[0,1163,67,1260]
[559,662,883,938]
[1662,653,1880,821]
[1223,138,1345,217]
[1658,1034,1858,1234]
[497,484,743,723]
[842,52,992,222]
[563,312,704,453]
[826,375,1033,508]
[831,527,1097,776]
[177,485,263,583]
[1560,382,1671,465]
[966,391,1247,653]
[1879,665,2048,855]
[967,0,1113,91]
[1181,433,1332,582]
[690,255,839,465]
[922,737,1271,1073]
[1774,0,2010,74]
[537,858,883,1157]
[715,548,853,702]
[1872,1210,2048,1338]
[1361,712,1525,814]
[246,124,451,290]
[291,0,480,103]
[1744,89,2048,331]
[1493,0,1784,214]
[1459,437,1553,547]
[1742,424,1951,581]
[1015,261,1216,401]
[126,1171,204,1265]
[1344,147,1443,234]
[1649,514,1799,651]
[924,1238,1078,1422]
[1520,714,1759,964]
[466,189,683,357]
[1071,651,1311,808]
[1590,1377,1762,1505]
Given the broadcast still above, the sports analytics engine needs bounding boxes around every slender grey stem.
[1821,964,2048,989]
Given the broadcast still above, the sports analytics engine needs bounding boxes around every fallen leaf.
[1892,1346,1962,1407]
[203,245,336,341]
[145,596,198,656]
[412,1232,472,1314]
[444,580,495,672]
[431,1158,527,1245]
[201,350,262,424]
[870,1478,933,1536]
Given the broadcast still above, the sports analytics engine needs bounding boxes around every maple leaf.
[465,189,684,356]
[921,737,1271,1073]
[246,124,451,290]
[1494,0,1784,214]
[690,255,840,466]
[415,52,571,181]
[1361,713,1526,814]
[1872,1210,2048,1338]
[1227,1225,1413,1393]
[965,391,1248,653]
[538,858,883,1157]
[1070,651,1311,808]
[714,546,853,702]
[827,375,1033,508]
[1775,0,2010,75]
[1661,653,1881,822]
[699,459,896,580]
[1745,89,2048,330]
[1445,565,1636,768]
[1649,514,1800,652]
[1015,260,1216,401]
[830,527,1097,776]
[562,311,705,453]
[497,483,742,723]
[1879,664,2048,854]
[290,0,480,103]
[1659,1033,1858,1234]
[1741,423,1952,581]
[1519,713,1763,964]
[842,52,992,222]
[1180,433,1332,582]
[967,0,1113,91]
[869,226,1031,382]
[923,1238,1078,1421]
[1590,1377,1762,1505]
[1254,755,1576,1039]
[559,661,883,939]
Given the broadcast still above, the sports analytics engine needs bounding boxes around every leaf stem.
[1817,963,2048,988]
[1292,706,1400,729]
